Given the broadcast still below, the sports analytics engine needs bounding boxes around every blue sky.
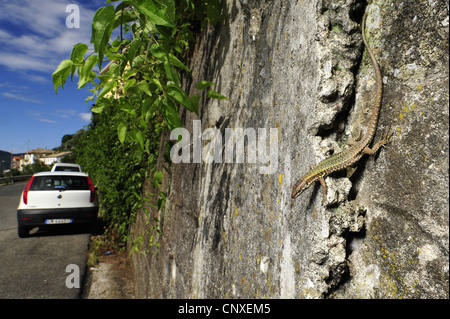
[0,0,107,154]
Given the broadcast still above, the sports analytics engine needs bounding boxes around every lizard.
[291,6,390,205]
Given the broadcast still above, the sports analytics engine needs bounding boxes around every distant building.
[23,148,56,167]
[12,155,23,170]
[40,151,74,165]
[2,149,74,172]
[0,150,12,174]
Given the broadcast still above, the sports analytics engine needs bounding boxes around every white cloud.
[27,110,58,124]
[0,1,67,37]
[79,112,92,122]
[48,29,93,55]
[0,0,97,39]
[1,92,42,104]
[0,82,29,90]
[47,109,92,123]
[26,74,49,84]
[37,118,58,124]
[53,109,79,118]
[0,29,12,41]
[0,0,98,76]
[0,52,55,73]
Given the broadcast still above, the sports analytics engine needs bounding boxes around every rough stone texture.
[130,0,449,298]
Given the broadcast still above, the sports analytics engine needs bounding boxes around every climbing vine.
[52,0,224,243]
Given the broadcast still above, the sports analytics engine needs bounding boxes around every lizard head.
[291,178,311,199]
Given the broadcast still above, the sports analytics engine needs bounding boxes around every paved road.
[0,182,90,298]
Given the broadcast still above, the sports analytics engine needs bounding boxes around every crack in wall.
[309,0,370,297]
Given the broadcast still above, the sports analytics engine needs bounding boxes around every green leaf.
[142,96,155,114]
[118,123,127,144]
[137,81,152,96]
[98,63,118,82]
[149,43,165,60]
[166,83,192,111]
[91,5,115,69]
[127,40,141,67]
[119,101,137,116]
[78,54,98,89]
[105,50,123,61]
[52,60,73,94]
[162,100,181,129]
[205,0,225,25]
[144,96,160,121]
[135,130,145,150]
[123,69,138,80]
[98,80,117,99]
[91,105,105,113]
[129,129,145,152]
[132,0,175,27]
[167,53,189,72]
[196,80,215,90]
[153,170,163,187]
[132,54,147,68]
[82,54,98,77]
[123,78,136,92]
[164,61,180,85]
[150,44,189,72]
[207,89,227,100]
[70,43,89,64]
[157,191,166,210]
[70,43,89,81]
[189,94,201,115]
[150,78,163,91]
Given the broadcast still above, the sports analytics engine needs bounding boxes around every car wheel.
[18,225,30,238]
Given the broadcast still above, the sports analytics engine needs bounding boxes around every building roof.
[40,151,73,159]
[28,148,56,155]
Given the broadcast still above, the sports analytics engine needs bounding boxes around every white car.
[51,163,82,172]
[17,171,98,238]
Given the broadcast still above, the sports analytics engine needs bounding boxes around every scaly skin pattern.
[292,7,389,204]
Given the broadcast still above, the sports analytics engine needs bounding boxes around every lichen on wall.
[130,0,449,299]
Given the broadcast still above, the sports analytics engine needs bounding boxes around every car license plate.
[45,219,73,224]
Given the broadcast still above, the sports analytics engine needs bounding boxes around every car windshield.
[54,167,80,172]
[30,176,89,191]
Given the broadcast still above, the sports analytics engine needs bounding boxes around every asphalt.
[0,182,90,298]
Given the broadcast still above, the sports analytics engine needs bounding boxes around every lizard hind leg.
[363,125,393,155]
[381,124,394,146]
[347,129,362,146]
[318,176,328,205]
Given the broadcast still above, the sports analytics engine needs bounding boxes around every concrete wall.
[130,0,449,298]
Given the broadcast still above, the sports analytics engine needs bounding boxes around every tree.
[51,0,225,242]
